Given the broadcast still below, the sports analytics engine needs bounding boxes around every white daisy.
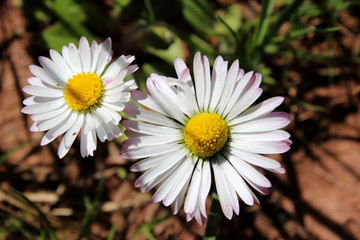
[22,37,138,158]
[121,52,291,225]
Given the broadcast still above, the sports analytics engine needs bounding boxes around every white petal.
[93,107,112,124]
[104,70,126,90]
[232,96,284,124]
[95,125,107,142]
[228,147,281,169]
[193,52,205,110]
[79,37,91,72]
[103,123,122,140]
[104,91,128,103]
[64,113,84,148]
[230,140,291,154]
[209,58,228,112]
[23,96,61,105]
[124,135,179,147]
[29,65,62,87]
[99,106,121,124]
[154,158,194,206]
[217,60,239,114]
[61,46,72,68]
[89,40,100,72]
[132,90,169,117]
[23,85,63,98]
[80,127,97,157]
[231,130,290,142]
[126,64,138,75]
[40,111,78,145]
[140,158,183,193]
[31,104,68,121]
[35,109,72,131]
[130,148,187,172]
[184,162,202,213]
[201,55,211,111]
[212,158,238,219]
[122,142,183,159]
[230,112,290,131]
[124,102,180,128]
[220,157,254,205]
[57,114,84,159]
[171,175,190,214]
[21,98,65,114]
[68,43,82,74]
[220,70,253,116]
[102,55,128,79]
[199,161,211,216]
[102,102,125,112]
[49,49,74,77]
[134,149,187,188]
[146,74,187,123]
[122,120,181,137]
[96,38,112,75]
[174,57,188,78]
[224,88,263,121]
[83,113,95,134]
[227,153,272,188]
[38,56,68,83]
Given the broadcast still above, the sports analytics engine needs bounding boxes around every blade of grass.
[144,0,155,23]
[106,223,118,240]
[290,50,360,64]
[141,215,169,240]
[262,0,303,47]
[132,215,169,240]
[253,0,275,48]
[204,192,221,240]
[249,0,275,67]
[77,176,105,240]
[271,27,340,43]
[10,187,57,240]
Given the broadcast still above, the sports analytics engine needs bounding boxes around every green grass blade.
[144,0,155,23]
[271,27,340,43]
[10,187,57,240]
[77,176,105,240]
[254,0,275,47]
[263,0,303,46]
[204,192,221,240]
[106,223,118,240]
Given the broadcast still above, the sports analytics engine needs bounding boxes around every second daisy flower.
[122,52,291,225]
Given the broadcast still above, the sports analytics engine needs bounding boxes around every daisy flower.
[122,52,291,225]
[22,37,138,158]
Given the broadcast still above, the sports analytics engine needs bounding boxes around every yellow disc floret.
[63,72,104,113]
[184,113,228,158]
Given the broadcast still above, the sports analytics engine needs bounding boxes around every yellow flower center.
[184,113,228,158]
[63,72,104,113]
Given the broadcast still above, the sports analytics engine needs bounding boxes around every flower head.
[122,52,291,225]
[22,37,138,158]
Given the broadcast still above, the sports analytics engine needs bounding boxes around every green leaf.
[184,34,216,57]
[214,4,242,36]
[42,22,81,51]
[146,37,185,64]
[182,0,215,36]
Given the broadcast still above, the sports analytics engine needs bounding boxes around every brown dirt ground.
[0,0,359,239]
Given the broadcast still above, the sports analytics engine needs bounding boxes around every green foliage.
[10,187,57,240]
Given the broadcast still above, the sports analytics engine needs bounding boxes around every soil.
[0,0,359,239]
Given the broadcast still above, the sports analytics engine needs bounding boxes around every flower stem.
[204,192,221,240]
